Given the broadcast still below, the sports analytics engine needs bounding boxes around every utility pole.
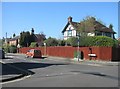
[5,32,7,44]
[6,32,7,39]
[77,32,80,61]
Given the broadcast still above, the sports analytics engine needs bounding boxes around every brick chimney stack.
[68,16,72,22]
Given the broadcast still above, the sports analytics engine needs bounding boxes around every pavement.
[48,56,119,66]
[0,60,30,84]
[0,54,119,84]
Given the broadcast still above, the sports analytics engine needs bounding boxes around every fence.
[19,46,120,61]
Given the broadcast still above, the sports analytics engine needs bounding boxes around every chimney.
[68,16,72,22]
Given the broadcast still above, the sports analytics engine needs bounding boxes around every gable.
[66,24,75,31]
[62,22,79,33]
[62,22,69,33]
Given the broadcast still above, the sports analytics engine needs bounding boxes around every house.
[4,38,11,45]
[5,36,20,46]
[62,16,116,40]
[6,34,45,47]
[33,34,46,46]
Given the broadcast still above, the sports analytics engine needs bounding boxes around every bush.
[88,36,118,47]
[67,36,118,47]
[44,37,58,46]
[74,51,78,58]
[3,44,10,53]
[58,40,66,46]
[9,45,17,53]
[66,37,78,47]
[29,42,38,47]
[74,50,84,60]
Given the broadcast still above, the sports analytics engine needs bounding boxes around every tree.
[13,33,16,38]
[44,37,58,46]
[0,39,2,48]
[109,24,113,29]
[77,16,95,36]
[19,29,46,47]
[19,32,24,47]
[19,31,31,47]
[58,39,66,46]
[25,31,31,47]
[30,28,35,42]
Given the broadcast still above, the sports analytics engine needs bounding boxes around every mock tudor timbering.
[62,16,116,40]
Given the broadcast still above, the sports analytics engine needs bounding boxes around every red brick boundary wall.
[19,46,120,61]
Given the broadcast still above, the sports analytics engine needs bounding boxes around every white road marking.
[1,75,31,84]
[6,56,14,58]
[87,64,101,66]
[5,59,11,61]
[0,60,33,84]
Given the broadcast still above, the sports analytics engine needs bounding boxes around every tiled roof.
[94,21,116,33]
[6,38,11,42]
[9,36,20,41]
[34,34,41,38]
[62,19,116,34]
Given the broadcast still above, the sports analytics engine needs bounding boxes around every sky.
[1,2,119,39]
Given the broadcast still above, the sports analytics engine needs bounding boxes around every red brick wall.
[19,46,113,61]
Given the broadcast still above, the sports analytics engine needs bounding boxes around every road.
[1,53,119,87]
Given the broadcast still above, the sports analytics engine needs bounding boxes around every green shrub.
[29,42,38,47]
[67,36,118,47]
[58,40,66,46]
[74,51,78,58]
[44,37,58,46]
[88,36,118,47]
[9,45,17,53]
[3,44,10,53]
[66,37,78,47]
[74,50,84,60]
[4,46,10,53]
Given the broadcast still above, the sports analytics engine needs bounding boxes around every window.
[34,50,41,54]
[104,32,111,37]
[67,30,72,37]
[30,50,33,52]
[96,31,102,36]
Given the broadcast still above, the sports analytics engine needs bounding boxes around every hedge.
[67,36,118,47]
[9,45,17,53]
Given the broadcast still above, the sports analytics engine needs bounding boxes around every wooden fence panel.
[19,46,119,61]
